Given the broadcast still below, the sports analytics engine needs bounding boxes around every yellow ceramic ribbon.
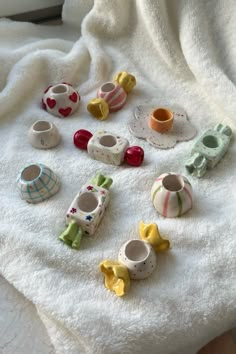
[99,260,130,297]
[87,98,109,120]
[139,221,170,252]
[114,72,136,94]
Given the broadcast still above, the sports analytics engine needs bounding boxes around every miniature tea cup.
[149,108,174,133]
[118,239,156,280]
[151,172,193,217]
[28,120,60,149]
[43,83,80,118]
[17,163,60,203]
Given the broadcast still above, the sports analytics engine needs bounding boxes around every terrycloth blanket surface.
[0,1,236,353]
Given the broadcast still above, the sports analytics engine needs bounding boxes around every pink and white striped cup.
[97,82,127,112]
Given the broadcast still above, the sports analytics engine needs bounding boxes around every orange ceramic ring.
[149,108,174,133]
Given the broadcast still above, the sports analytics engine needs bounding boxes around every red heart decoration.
[59,107,72,117]
[46,97,56,109]
[69,92,78,103]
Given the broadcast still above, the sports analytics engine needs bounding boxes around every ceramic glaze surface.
[28,120,60,149]
[17,164,60,203]
[97,82,127,112]
[74,129,93,150]
[185,124,233,177]
[87,131,129,166]
[43,83,80,118]
[151,173,193,218]
[149,108,174,133]
[124,146,144,167]
[66,183,110,236]
[118,240,156,280]
[129,103,196,149]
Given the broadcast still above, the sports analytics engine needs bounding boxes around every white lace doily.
[128,104,197,149]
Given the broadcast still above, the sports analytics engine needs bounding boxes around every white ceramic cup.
[151,172,193,218]
[43,83,80,118]
[17,163,60,203]
[28,120,60,149]
[118,239,156,280]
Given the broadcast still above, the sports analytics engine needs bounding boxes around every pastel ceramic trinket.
[118,239,156,280]
[74,129,144,167]
[28,120,60,149]
[42,83,80,118]
[17,163,60,203]
[129,102,197,149]
[185,124,233,177]
[87,71,136,120]
[151,173,193,218]
[149,108,174,133]
[100,221,170,296]
[59,174,112,249]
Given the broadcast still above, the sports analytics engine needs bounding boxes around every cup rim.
[51,83,69,95]
[20,163,43,183]
[150,107,174,124]
[123,239,151,263]
[32,120,53,133]
[161,173,185,193]
[100,81,117,93]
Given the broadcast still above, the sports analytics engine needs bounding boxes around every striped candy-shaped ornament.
[151,173,193,218]
[97,82,127,112]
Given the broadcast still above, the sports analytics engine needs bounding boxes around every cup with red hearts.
[42,82,80,118]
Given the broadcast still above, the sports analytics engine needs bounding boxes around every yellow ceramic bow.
[87,98,109,120]
[139,221,170,252]
[114,72,136,93]
[99,260,130,297]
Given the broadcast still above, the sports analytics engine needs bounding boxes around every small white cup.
[28,120,60,149]
[118,239,156,280]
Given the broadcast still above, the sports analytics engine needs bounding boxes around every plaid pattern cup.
[17,163,60,203]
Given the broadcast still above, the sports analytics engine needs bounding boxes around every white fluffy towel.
[0,1,236,353]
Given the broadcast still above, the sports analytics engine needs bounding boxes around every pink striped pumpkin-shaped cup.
[151,173,193,218]
[97,82,127,112]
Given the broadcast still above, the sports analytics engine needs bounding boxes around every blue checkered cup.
[17,163,60,203]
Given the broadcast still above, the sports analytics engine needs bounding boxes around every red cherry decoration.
[124,146,144,167]
[74,129,93,150]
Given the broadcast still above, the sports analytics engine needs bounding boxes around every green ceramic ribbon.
[90,174,113,190]
[59,220,83,250]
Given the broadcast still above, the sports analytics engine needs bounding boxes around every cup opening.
[99,135,117,147]
[78,192,98,213]
[162,174,184,192]
[152,108,173,122]
[21,164,41,182]
[124,240,149,262]
[101,82,116,93]
[202,135,219,148]
[33,121,51,132]
[52,84,68,94]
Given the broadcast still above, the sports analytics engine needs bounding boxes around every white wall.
[0,0,63,16]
